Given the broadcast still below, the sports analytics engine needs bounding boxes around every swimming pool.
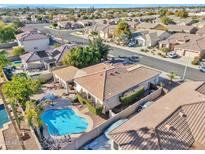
[0,104,10,128]
[40,108,88,136]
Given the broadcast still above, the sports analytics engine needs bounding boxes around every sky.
[0,4,205,9]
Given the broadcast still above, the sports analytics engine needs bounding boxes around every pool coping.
[0,121,12,150]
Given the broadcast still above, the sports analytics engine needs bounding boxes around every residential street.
[27,24,205,81]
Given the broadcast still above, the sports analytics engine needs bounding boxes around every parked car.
[118,55,128,58]
[128,41,136,47]
[167,52,178,58]
[136,101,153,113]
[128,55,140,62]
[200,64,205,72]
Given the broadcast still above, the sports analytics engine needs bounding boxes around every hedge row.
[120,87,145,105]
[76,93,103,115]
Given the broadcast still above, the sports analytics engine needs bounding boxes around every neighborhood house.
[16,29,50,52]
[109,81,205,150]
[74,63,160,111]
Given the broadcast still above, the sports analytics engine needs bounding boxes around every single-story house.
[74,63,160,111]
[167,25,197,34]
[109,81,205,150]
[174,37,205,58]
[53,14,68,21]
[16,29,50,52]
[193,21,205,28]
[77,20,96,27]
[58,21,72,29]
[58,21,84,29]
[85,24,116,40]
[52,66,80,93]
[20,43,77,70]
[20,50,50,70]
[136,23,167,31]
[196,27,205,36]
[159,33,202,50]
[47,43,77,65]
[133,30,170,47]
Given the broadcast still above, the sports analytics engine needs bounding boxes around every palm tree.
[167,72,177,85]
[25,101,43,137]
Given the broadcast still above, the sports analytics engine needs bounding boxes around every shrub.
[12,46,25,56]
[120,88,144,105]
[76,94,103,115]
[192,56,201,65]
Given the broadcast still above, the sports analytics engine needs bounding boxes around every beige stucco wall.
[75,75,159,110]
[175,49,201,58]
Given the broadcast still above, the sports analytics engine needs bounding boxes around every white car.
[167,52,178,58]
[200,64,205,72]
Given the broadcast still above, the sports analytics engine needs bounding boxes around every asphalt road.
[26,24,205,81]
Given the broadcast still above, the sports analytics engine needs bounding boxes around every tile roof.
[109,81,205,150]
[196,27,205,36]
[137,23,163,29]
[75,64,160,101]
[20,51,48,63]
[16,30,48,41]
[175,37,205,52]
[167,25,195,32]
[52,66,79,82]
[159,33,202,45]
[47,44,77,63]
[195,82,205,95]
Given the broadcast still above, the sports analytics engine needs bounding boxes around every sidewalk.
[71,32,199,70]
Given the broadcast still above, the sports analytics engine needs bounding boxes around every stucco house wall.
[74,75,159,111]
[174,48,204,58]
[19,38,49,52]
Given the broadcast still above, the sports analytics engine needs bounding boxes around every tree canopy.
[0,21,16,43]
[25,100,43,129]
[63,46,101,68]
[115,20,131,39]
[2,75,41,107]
[63,38,110,68]
[88,37,110,60]
[175,9,188,18]
[0,51,10,68]
[158,8,168,16]
[12,19,24,29]
[12,46,25,56]
[160,16,174,25]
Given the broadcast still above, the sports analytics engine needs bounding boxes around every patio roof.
[52,66,79,82]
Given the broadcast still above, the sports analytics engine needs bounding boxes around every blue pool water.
[0,104,10,128]
[40,108,88,136]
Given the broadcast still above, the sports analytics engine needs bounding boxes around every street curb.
[70,32,200,70]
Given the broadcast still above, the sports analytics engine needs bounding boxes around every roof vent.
[110,72,115,76]
[165,124,176,131]
[179,112,187,118]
